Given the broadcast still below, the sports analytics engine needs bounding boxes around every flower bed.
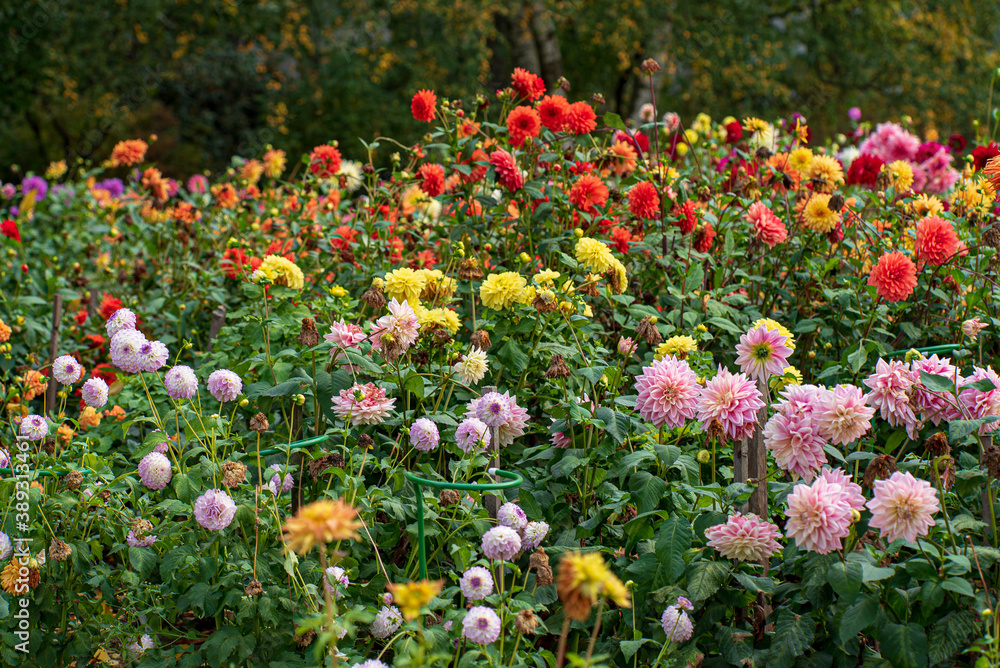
[1,65,999,667]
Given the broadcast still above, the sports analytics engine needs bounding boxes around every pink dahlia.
[634,356,700,428]
[704,512,782,562]
[164,365,198,400]
[460,566,494,601]
[959,366,1000,434]
[193,489,237,531]
[137,452,172,490]
[110,329,147,374]
[106,307,137,338]
[81,377,109,408]
[859,122,920,163]
[467,391,528,446]
[735,325,793,382]
[137,340,170,373]
[696,366,765,441]
[497,502,528,531]
[863,359,918,435]
[763,411,826,480]
[490,149,523,192]
[818,467,866,512]
[522,521,549,550]
[325,320,367,363]
[912,355,962,425]
[475,391,512,427]
[370,299,420,354]
[20,414,49,441]
[776,384,824,418]
[332,382,396,425]
[660,605,694,642]
[867,471,939,543]
[207,369,242,402]
[481,526,521,560]
[745,201,787,248]
[815,385,875,445]
[410,417,440,452]
[784,476,853,554]
[456,417,491,452]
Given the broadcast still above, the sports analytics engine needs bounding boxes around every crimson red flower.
[74,310,88,326]
[868,251,917,302]
[411,89,437,122]
[507,106,541,147]
[570,161,595,176]
[1,219,20,242]
[568,174,609,213]
[948,134,967,154]
[309,145,342,178]
[511,68,546,102]
[673,200,699,234]
[628,181,660,220]
[489,150,523,191]
[972,142,999,171]
[614,130,649,155]
[537,95,568,131]
[915,215,959,266]
[418,163,446,197]
[99,294,123,320]
[331,225,358,251]
[725,121,743,144]
[609,226,633,254]
[565,101,597,135]
[827,220,844,243]
[846,153,884,187]
[459,148,489,184]
[221,248,252,279]
[694,222,716,253]
[84,334,105,349]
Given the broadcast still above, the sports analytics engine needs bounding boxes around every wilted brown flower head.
[357,434,374,450]
[297,318,320,347]
[308,453,345,480]
[544,354,571,379]
[862,453,899,488]
[707,419,726,442]
[635,316,662,346]
[65,469,83,490]
[245,578,263,596]
[439,489,461,507]
[470,330,491,350]
[222,461,248,488]
[49,538,71,562]
[361,283,387,310]
[250,412,269,433]
[924,432,950,458]
[458,258,484,281]
[515,609,540,634]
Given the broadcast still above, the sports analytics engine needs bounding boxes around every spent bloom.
[137,452,172,490]
[867,471,939,543]
[661,605,694,643]
[815,385,875,445]
[696,367,765,441]
[963,317,988,341]
[193,489,237,531]
[456,417,491,453]
[332,382,396,425]
[207,369,242,402]
[704,513,783,562]
[481,526,521,560]
[735,324,792,382]
[52,355,83,385]
[460,566,494,601]
[463,606,502,645]
[784,476,853,554]
[410,417,440,452]
[81,377,109,408]
[634,356,700,428]
[164,365,198,400]
[497,502,528,532]
[454,348,489,385]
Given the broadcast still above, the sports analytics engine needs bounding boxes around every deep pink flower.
[735,325,792,382]
[634,356,700,428]
[704,513,782,561]
[867,471,939,543]
[325,320,367,363]
[697,367,765,440]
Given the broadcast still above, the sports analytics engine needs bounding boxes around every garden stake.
[44,293,63,415]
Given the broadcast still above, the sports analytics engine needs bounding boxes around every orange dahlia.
[628,181,660,219]
[411,89,437,122]
[868,251,917,302]
[511,68,546,102]
[417,163,445,197]
[309,145,342,179]
[569,174,609,213]
[915,215,959,266]
[507,106,541,147]
[566,101,597,135]
[109,139,148,167]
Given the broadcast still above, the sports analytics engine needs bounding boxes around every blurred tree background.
[2,0,999,177]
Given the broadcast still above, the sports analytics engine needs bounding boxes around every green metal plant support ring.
[0,434,330,478]
[404,469,524,580]
[885,344,960,358]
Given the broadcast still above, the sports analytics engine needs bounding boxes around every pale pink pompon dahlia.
[634,356,700,428]
[193,489,237,531]
[863,358,917,434]
[331,382,396,425]
[207,369,243,402]
[696,366,765,441]
[866,471,939,544]
[784,475,853,554]
[704,512,782,562]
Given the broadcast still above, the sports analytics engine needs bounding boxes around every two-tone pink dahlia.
[460,566,494,601]
[959,366,1000,434]
[818,467,866,512]
[867,471,939,543]
[696,366,765,440]
[763,411,826,480]
[106,307,137,338]
[81,377,109,408]
[370,299,420,354]
[815,385,875,445]
[207,369,242,402]
[110,329,147,374]
[164,365,198,400]
[410,417,440,452]
[634,356,700,428]
[52,355,83,385]
[735,324,792,382]
[784,476,853,554]
[332,382,396,425]
[912,355,962,425]
[775,384,824,418]
[481,526,521,560]
[704,513,782,561]
[863,359,918,435]
[325,320,367,363]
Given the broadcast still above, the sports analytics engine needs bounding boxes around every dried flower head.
[250,412,269,433]
[635,316,662,346]
[862,453,899,488]
[221,461,247,487]
[245,579,263,596]
[545,354,571,379]
[64,470,83,490]
[297,318,320,347]
[49,538,72,562]
[515,609,540,634]
[924,432,950,458]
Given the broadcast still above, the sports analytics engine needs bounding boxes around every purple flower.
[462,606,501,644]
[106,308,137,338]
[20,415,49,441]
[95,178,125,198]
[110,329,147,374]
[127,530,157,547]
[481,526,521,561]
[497,502,527,531]
[324,566,349,598]
[455,417,490,453]
[164,365,198,400]
[138,452,172,490]
[193,489,237,531]
[268,465,294,493]
[82,377,109,408]
[207,369,242,402]
[137,340,169,373]
[52,355,83,384]
[848,107,862,122]
[475,392,512,427]
[22,176,48,201]
[0,532,11,560]
[460,566,494,601]
[410,417,440,452]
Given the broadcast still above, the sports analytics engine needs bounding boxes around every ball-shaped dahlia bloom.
[138,452,172,490]
[164,365,198,400]
[371,605,403,639]
[462,606,502,644]
[704,512,783,562]
[20,414,49,441]
[481,526,521,561]
[460,566,494,601]
[521,521,550,550]
[110,329,147,374]
[52,355,83,385]
[137,340,170,373]
[106,308,137,338]
[660,605,694,642]
[497,502,527,532]
[81,377,109,408]
[475,391,512,427]
[456,417,491,453]
[867,471,939,543]
[763,411,826,480]
[634,356,700,428]
[207,369,242,402]
[410,417,440,452]
[193,489,237,531]
[324,566,350,598]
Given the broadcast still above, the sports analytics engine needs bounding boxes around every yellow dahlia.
[908,193,943,217]
[883,161,914,192]
[388,579,444,621]
[282,498,361,555]
[806,154,844,193]
[533,269,561,285]
[418,307,460,334]
[655,335,698,360]
[259,255,305,290]
[556,551,631,621]
[384,267,427,306]
[788,147,814,173]
[769,366,803,392]
[801,194,840,233]
[480,272,528,311]
[417,269,456,303]
[575,237,615,273]
[607,258,628,294]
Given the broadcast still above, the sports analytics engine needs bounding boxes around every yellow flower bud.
[696,450,712,464]
[239,399,249,407]
[574,228,584,238]
[519,252,531,263]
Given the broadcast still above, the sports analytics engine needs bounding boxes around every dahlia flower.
[815,385,875,445]
[193,489,237,531]
[818,467,866,512]
[565,101,597,134]
[125,635,155,660]
[456,417,491,452]
[497,502,528,531]
[371,605,403,639]
[475,391,512,427]
[915,215,959,266]
[660,605,694,642]
[410,417,440,452]
[52,355,83,385]
[126,531,156,548]
[522,521,549,550]
[353,661,389,668]
[963,317,988,341]
[463,606,502,644]
[418,163,445,197]
[634,356,700,428]
[867,471,939,543]
[537,95,568,131]
[745,201,787,247]
[480,272,527,310]
[912,355,962,425]
[763,412,826,480]
[325,320,367,363]
[0,532,12,561]
[704,513,782,561]
[959,366,1000,434]
[258,255,305,290]
[784,476,853,554]
[575,237,615,272]
[864,359,917,434]
[371,298,421,355]
[164,365,198,400]
[384,267,427,306]
[110,329,147,374]
[696,367,765,441]
[489,149,523,191]
[460,566,494,601]
[628,181,660,219]
[507,106,541,147]
[332,382,396,425]
[324,566,350,598]
[466,391,528,446]
[411,89,436,122]
[481,526,521,560]
[106,307,137,338]
[454,348,489,385]
[735,324,793,382]
[20,415,48,441]
[137,340,169,373]
[138,452,172,490]
[207,369,242,402]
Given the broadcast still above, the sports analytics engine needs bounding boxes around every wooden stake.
[207,305,227,351]
[482,385,501,519]
[45,294,63,415]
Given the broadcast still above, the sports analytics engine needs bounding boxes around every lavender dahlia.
[127,531,157,548]
[521,521,550,550]
[324,566,350,598]
[268,465,294,493]
[106,307,137,338]
[207,369,242,402]
[164,365,198,400]
[410,417,440,452]
[462,606,502,644]
[125,635,155,660]
[110,329,147,374]
[20,415,48,441]
[0,532,11,560]
[497,502,528,532]
[352,661,390,668]
[455,417,491,452]
[138,452,172,490]
[466,391,529,446]
[137,340,170,373]
[81,377,109,408]
[460,566,494,601]
[52,355,83,385]
[193,489,237,531]
[475,391,512,427]
[661,604,694,642]
[481,526,521,560]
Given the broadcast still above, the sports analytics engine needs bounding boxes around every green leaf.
[613,449,656,479]
[683,264,705,294]
[344,348,384,376]
[628,471,667,514]
[497,338,530,373]
[773,610,815,661]
[940,578,975,597]
[881,622,928,668]
[684,560,730,601]
[827,560,863,603]
[173,472,199,503]
[838,594,880,644]
[862,563,897,582]
[579,365,608,385]
[848,342,868,375]
[603,112,627,131]
[732,571,775,595]
[620,639,652,661]
[404,372,426,400]
[966,377,998,393]
[949,416,1000,441]
[656,517,693,581]
[706,317,743,335]
[929,611,975,665]
[128,547,157,581]
[715,626,753,666]
[259,378,309,397]
[919,370,958,394]
[594,406,628,444]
